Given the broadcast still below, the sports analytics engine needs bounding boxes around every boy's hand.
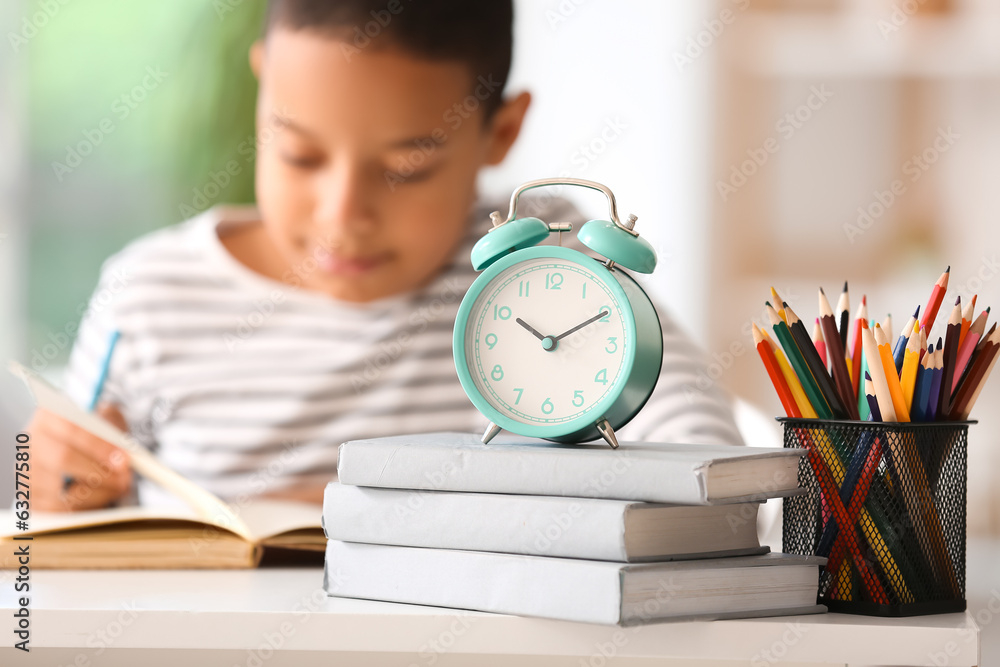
[26,402,133,512]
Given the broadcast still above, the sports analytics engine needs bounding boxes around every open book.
[1,361,325,569]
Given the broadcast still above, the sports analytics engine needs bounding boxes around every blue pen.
[87,330,120,412]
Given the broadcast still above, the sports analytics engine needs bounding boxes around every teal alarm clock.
[453,178,663,449]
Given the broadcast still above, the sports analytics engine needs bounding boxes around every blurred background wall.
[1,0,997,535]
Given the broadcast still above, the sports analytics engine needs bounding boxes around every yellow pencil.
[762,329,818,419]
[900,320,921,413]
[875,323,910,422]
[770,287,788,324]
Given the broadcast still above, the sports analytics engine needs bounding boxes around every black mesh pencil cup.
[780,418,970,616]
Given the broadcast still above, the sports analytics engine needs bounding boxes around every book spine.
[323,483,630,561]
[337,441,709,504]
[323,540,625,625]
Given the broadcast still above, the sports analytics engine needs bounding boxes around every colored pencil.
[850,296,868,400]
[892,306,920,374]
[766,303,833,419]
[861,322,897,421]
[813,318,827,368]
[926,342,944,422]
[881,313,893,343]
[837,281,850,349]
[937,298,963,416]
[900,320,922,413]
[911,346,933,422]
[763,329,818,419]
[857,350,871,421]
[920,266,950,333]
[958,294,977,350]
[771,287,788,324]
[785,302,849,419]
[953,308,990,392]
[819,287,859,419]
[864,373,882,422]
[753,323,801,418]
[87,330,121,412]
[950,329,1000,420]
[874,324,910,422]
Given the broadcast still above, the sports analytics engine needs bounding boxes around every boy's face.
[250,29,528,303]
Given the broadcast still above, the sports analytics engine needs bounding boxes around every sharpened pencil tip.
[946,265,951,273]
[955,296,962,305]
[862,295,867,305]
[843,281,848,291]
[865,371,872,381]
[782,301,789,308]
[819,286,825,295]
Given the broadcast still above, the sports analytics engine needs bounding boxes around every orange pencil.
[900,320,921,413]
[920,266,950,333]
[753,323,801,418]
[874,323,910,421]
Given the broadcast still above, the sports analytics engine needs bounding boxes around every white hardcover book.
[323,541,826,625]
[322,482,766,562]
[337,432,803,504]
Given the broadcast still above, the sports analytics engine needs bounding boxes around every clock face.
[463,255,631,425]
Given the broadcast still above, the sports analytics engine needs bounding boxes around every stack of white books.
[322,432,826,625]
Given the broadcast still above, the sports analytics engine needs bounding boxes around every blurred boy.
[25,0,742,511]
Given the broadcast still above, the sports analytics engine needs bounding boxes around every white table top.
[0,563,982,667]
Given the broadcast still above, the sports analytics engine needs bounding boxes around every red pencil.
[920,266,950,333]
[753,323,801,418]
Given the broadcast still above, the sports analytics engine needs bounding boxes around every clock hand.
[552,309,610,342]
[515,317,546,341]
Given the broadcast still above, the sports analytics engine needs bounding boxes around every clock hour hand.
[515,317,546,341]
[552,309,610,342]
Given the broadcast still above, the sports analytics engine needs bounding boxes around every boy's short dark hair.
[265,0,513,118]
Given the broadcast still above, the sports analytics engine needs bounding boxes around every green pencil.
[766,302,833,419]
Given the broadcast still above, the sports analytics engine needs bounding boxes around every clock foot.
[596,418,619,449]
[482,422,502,445]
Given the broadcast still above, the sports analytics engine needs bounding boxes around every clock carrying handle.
[498,177,638,236]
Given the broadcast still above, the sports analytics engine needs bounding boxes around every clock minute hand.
[515,317,546,341]
[553,310,610,342]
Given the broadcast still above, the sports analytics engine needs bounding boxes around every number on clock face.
[466,257,628,425]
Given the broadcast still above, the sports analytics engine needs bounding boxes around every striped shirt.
[63,198,743,506]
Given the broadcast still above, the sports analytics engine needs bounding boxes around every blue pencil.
[892,306,920,373]
[910,358,928,422]
[925,340,944,422]
[86,330,120,412]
